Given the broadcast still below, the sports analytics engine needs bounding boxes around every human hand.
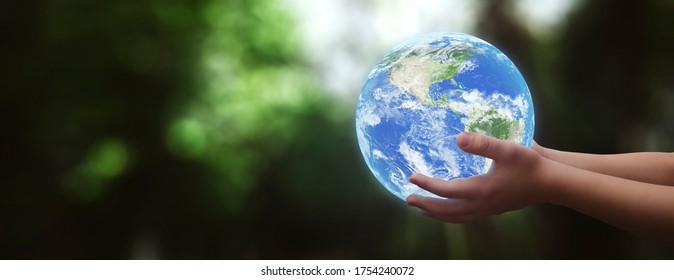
[531,140,555,160]
[406,132,550,223]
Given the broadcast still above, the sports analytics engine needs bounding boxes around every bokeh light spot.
[86,139,128,178]
[166,118,207,158]
[62,138,128,203]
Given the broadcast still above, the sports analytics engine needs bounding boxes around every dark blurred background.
[2,0,674,259]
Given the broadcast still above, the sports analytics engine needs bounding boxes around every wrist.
[533,157,565,204]
[534,144,560,162]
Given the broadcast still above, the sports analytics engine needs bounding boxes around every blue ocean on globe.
[356,32,535,200]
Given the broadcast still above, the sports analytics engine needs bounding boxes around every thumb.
[456,132,517,162]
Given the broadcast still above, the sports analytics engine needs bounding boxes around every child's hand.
[406,132,550,223]
[407,132,674,243]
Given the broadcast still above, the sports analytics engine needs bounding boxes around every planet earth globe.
[356,32,535,201]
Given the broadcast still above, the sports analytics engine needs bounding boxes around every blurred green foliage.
[63,138,129,203]
[166,0,321,212]
[1,0,674,259]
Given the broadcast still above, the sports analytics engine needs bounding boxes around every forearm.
[541,147,674,186]
[540,159,674,244]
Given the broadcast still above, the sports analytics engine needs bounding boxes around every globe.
[356,32,535,201]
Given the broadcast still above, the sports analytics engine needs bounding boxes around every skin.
[406,132,674,244]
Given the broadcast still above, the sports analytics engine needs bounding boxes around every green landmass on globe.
[356,32,535,200]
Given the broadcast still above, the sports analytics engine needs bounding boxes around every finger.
[406,195,475,216]
[409,173,481,198]
[456,132,519,162]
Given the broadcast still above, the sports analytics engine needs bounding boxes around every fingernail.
[409,173,419,182]
[456,132,471,148]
